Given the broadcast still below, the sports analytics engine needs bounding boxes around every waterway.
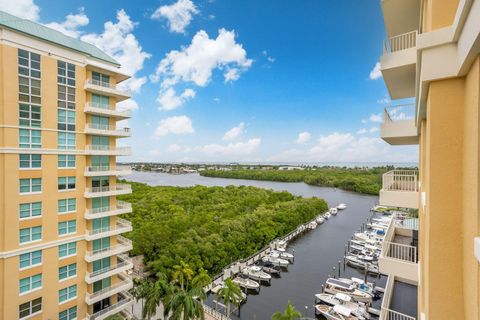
[126,171,386,319]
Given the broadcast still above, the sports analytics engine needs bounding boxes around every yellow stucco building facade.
[0,10,134,320]
[379,0,480,319]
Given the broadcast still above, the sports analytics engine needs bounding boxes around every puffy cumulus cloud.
[357,128,367,135]
[157,88,196,111]
[295,132,311,144]
[0,0,39,21]
[369,127,379,133]
[44,8,89,38]
[369,113,383,123]
[151,0,198,33]
[369,62,382,80]
[151,28,252,109]
[223,122,245,141]
[194,138,261,156]
[81,10,151,94]
[155,115,194,137]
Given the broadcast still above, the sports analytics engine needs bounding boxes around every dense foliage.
[119,182,327,277]
[200,167,395,195]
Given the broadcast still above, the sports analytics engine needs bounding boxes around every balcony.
[86,292,134,320]
[379,170,419,209]
[85,254,133,284]
[84,184,132,198]
[85,218,132,241]
[84,165,132,177]
[84,201,132,220]
[84,102,132,120]
[381,30,417,100]
[85,273,133,305]
[380,275,417,320]
[379,219,418,284]
[380,104,418,145]
[85,123,131,137]
[85,145,131,156]
[84,79,131,102]
[85,235,132,262]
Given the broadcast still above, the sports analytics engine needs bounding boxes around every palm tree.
[172,260,194,290]
[191,268,212,289]
[163,285,206,320]
[131,278,154,319]
[132,275,169,320]
[271,301,302,320]
[217,278,243,317]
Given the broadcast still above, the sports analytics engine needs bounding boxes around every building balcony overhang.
[379,170,419,209]
[84,103,132,120]
[85,291,134,320]
[84,184,132,198]
[84,124,132,137]
[84,201,132,219]
[380,275,417,320]
[85,236,132,262]
[85,218,132,241]
[380,104,419,145]
[84,146,132,156]
[84,79,131,102]
[85,254,133,284]
[84,166,132,177]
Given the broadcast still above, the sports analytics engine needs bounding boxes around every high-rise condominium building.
[377,0,480,319]
[0,11,134,320]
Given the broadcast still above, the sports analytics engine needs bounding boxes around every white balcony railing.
[84,184,132,198]
[85,79,131,96]
[382,170,419,192]
[84,102,132,119]
[85,235,132,262]
[85,254,133,284]
[384,104,416,123]
[84,165,132,176]
[382,241,417,263]
[85,218,132,241]
[85,123,132,137]
[85,145,131,156]
[84,201,132,219]
[381,308,416,320]
[86,292,133,320]
[86,273,133,304]
[384,30,417,54]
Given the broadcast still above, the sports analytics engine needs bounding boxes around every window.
[92,217,109,232]
[92,196,110,211]
[19,297,42,319]
[19,104,41,128]
[58,198,76,214]
[92,135,109,146]
[20,226,42,244]
[59,242,76,258]
[58,61,76,87]
[92,176,109,188]
[19,274,42,294]
[19,178,41,194]
[58,220,76,236]
[19,250,42,269]
[59,306,77,320]
[93,277,111,293]
[58,132,75,150]
[59,285,77,303]
[19,154,41,169]
[92,93,109,108]
[58,176,76,191]
[19,202,42,219]
[18,49,41,105]
[58,155,76,168]
[19,129,41,148]
[92,237,110,253]
[57,109,76,131]
[92,71,110,87]
[59,263,77,280]
[92,257,111,273]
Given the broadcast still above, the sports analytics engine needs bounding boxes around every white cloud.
[157,87,196,111]
[357,128,367,135]
[151,0,198,33]
[44,8,89,38]
[155,115,194,137]
[213,97,220,102]
[295,132,311,144]
[195,138,261,156]
[262,49,275,63]
[223,122,245,141]
[81,10,151,94]
[167,144,191,153]
[369,62,382,80]
[150,28,252,109]
[0,0,39,21]
[377,94,391,104]
[370,127,379,133]
[369,113,383,123]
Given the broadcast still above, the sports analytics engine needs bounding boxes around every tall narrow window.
[57,60,76,150]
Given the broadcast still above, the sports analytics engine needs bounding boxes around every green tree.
[191,268,212,289]
[163,285,206,320]
[217,278,243,317]
[172,261,194,290]
[271,301,302,320]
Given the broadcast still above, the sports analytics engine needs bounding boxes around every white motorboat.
[325,212,332,220]
[262,254,289,268]
[257,261,281,275]
[274,248,295,262]
[317,216,325,224]
[309,221,317,229]
[337,278,380,299]
[330,208,338,215]
[337,203,347,210]
[353,232,383,244]
[344,255,379,274]
[242,266,271,283]
[275,240,287,250]
[315,304,360,320]
[324,278,373,304]
[315,293,370,319]
[233,274,260,291]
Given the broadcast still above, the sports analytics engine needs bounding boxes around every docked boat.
[242,266,271,283]
[315,293,370,319]
[344,255,379,274]
[324,278,373,304]
[337,203,347,210]
[315,304,360,320]
[317,216,325,224]
[325,212,332,220]
[274,248,295,262]
[262,254,289,268]
[330,208,338,215]
[309,221,317,229]
[211,283,248,302]
[275,240,287,250]
[256,261,281,275]
[337,278,380,299]
[233,274,260,291]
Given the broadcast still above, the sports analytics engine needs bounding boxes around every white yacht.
[330,207,338,215]
[337,203,347,210]
[262,253,289,268]
[324,278,373,304]
[315,304,360,320]
[317,216,325,224]
[274,248,295,262]
[242,266,271,283]
[315,293,370,319]
[233,274,260,291]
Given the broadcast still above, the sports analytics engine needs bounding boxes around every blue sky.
[2,0,418,163]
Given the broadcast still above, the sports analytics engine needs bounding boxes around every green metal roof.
[0,10,119,66]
